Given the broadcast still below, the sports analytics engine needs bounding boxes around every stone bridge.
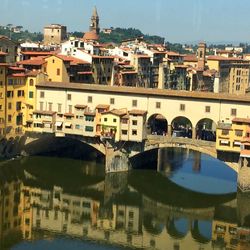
[22,132,239,173]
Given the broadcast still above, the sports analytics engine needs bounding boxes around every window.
[29,91,33,98]
[7,91,13,98]
[58,103,62,113]
[156,102,161,109]
[29,79,34,86]
[16,102,21,111]
[17,90,24,97]
[85,116,94,122]
[104,118,108,122]
[132,120,137,126]
[8,79,13,85]
[132,130,137,135]
[8,102,12,109]
[85,126,94,132]
[56,68,60,75]
[68,105,72,113]
[8,115,12,122]
[222,129,229,136]
[110,98,115,104]
[39,102,44,111]
[180,104,185,111]
[129,211,134,219]
[231,108,237,116]
[40,91,44,98]
[132,100,137,107]
[113,118,117,122]
[235,130,243,137]
[205,106,210,113]
[122,130,127,135]
[121,118,128,124]
[67,94,71,100]
[87,96,92,103]
[48,103,53,111]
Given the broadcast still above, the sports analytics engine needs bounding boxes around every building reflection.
[0,164,249,249]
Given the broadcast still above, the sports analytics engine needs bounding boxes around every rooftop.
[232,117,250,124]
[36,81,250,104]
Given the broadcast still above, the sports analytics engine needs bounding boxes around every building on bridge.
[31,103,148,143]
[216,118,250,163]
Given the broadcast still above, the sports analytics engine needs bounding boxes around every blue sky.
[1,0,250,43]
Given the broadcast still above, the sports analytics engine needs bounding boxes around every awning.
[65,122,72,127]
[233,141,241,146]
[220,140,229,145]
[55,121,63,126]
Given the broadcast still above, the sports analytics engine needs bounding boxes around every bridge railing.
[147,135,216,147]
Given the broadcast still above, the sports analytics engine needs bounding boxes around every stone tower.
[197,42,206,71]
[89,6,100,35]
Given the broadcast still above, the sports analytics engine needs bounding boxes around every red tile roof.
[207,55,243,61]
[232,117,250,124]
[9,73,26,77]
[33,110,56,115]
[96,104,110,109]
[17,58,46,66]
[21,51,55,56]
[75,104,87,109]
[129,109,147,116]
[8,66,26,71]
[77,71,93,75]
[64,113,74,117]
[183,54,197,62]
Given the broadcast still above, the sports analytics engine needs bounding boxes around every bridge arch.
[24,134,106,157]
[147,113,168,136]
[171,116,193,138]
[195,118,217,141]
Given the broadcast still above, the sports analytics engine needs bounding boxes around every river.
[0,148,249,250]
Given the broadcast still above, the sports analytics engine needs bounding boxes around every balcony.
[100,131,115,140]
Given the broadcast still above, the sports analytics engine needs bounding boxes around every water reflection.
[0,157,248,250]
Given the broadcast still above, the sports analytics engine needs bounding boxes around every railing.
[147,134,216,147]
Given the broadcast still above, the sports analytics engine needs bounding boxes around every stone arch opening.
[166,218,189,239]
[191,220,211,244]
[147,114,168,136]
[24,136,105,161]
[143,213,165,235]
[171,116,193,138]
[195,118,217,141]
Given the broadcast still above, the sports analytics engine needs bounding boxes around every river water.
[0,148,249,250]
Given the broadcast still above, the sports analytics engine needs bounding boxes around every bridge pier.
[192,127,196,140]
[105,146,131,173]
[168,125,172,137]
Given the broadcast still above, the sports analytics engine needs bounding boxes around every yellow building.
[5,68,47,138]
[216,118,250,153]
[45,55,70,82]
[207,56,250,94]
[101,109,127,141]
[0,62,7,136]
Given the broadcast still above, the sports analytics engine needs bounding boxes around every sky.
[1,0,250,43]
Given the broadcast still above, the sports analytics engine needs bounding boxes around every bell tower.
[197,42,206,71]
[89,6,100,35]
